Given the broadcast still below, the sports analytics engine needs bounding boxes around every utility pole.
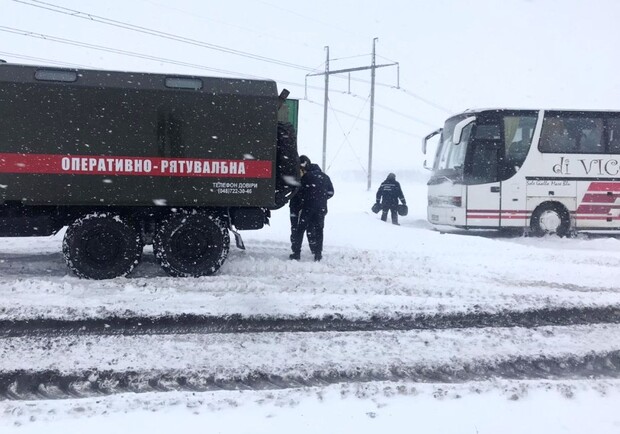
[367,38,377,191]
[305,39,398,187]
[322,46,329,171]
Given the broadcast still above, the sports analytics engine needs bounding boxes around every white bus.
[422,109,620,236]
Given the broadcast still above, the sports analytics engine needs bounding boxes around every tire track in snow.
[1,350,619,401]
[2,306,620,337]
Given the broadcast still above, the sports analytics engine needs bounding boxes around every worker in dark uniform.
[375,172,406,225]
[288,173,303,256]
[290,155,334,261]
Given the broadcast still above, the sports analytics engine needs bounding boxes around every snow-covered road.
[1,228,620,321]
[2,324,620,375]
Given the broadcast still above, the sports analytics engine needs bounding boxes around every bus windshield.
[433,115,472,172]
[432,111,538,183]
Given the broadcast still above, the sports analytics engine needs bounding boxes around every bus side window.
[608,118,620,153]
[576,118,604,153]
[541,114,605,154]
[540,118,574,152]
[504,115,536,177]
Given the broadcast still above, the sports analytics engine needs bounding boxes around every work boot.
[289,253,300,260]
[314,253,322,262]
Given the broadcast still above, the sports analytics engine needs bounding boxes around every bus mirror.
[452,116,476,145]
[422,128,442,154]
[423,159,431,171]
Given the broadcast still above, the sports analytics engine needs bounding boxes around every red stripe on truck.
[0,153,272,178]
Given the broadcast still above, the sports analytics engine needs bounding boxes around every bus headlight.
[429,196,462,207]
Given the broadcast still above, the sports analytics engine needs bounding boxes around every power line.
[11,0,319,73]
[254,0,358,37]
[15,0,452,115]
[329,74,454,115]
[1,43,428,172]
[331,53,372,62]
[344,93,437,127]
[315,62,454,115]
[0,42,423,140]
[4,4,447,127]
[0,51,89,68]
[389,86,455,115]
[376,54,399,64]
[11,0,454,119]
[304,81,443,127]
[0,26,336,99]
[0,25,260,77]
[326,95,370,173]
[134,0,318,53]
[305,99,423,139]
[1,25,439,130]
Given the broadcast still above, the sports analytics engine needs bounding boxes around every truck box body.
[0,64,279,207]
[0,63,299,278]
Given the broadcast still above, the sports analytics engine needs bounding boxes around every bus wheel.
[153,211,230,277]
[63,213,144,279]
[530,203,571,237]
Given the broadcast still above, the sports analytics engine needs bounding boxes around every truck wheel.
[63,213,143,279]
[530,203,571,237]
[273,122,300,209]
[153,212,230,277]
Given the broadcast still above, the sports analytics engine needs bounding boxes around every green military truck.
[0,62,299,279]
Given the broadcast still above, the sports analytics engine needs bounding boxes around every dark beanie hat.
[299,155,311,168]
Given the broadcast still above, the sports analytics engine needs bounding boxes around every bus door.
[464,121,504,227]
[463,112,538,229]
[498,112,539,228]
[465,140,502,227]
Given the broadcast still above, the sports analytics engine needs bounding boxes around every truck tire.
[63,213,143,279]
[153,211,230,277]
[273,122,300,209]
[530,202,571,237]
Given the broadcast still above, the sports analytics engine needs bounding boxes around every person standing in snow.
[288,168,303,257]
[290,155,334,262]
[375,172,406,225]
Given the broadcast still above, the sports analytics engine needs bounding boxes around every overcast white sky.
[2,0,620,177]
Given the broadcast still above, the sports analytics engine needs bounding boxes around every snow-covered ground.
[4,380,620,434]
[1,175,620,433]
